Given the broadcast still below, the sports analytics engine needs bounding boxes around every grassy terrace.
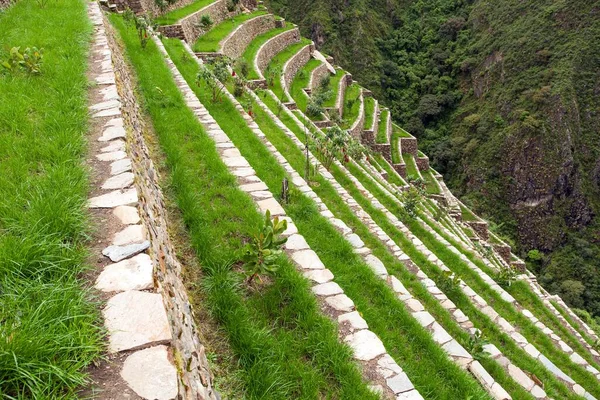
[0,1,101,398]
[375,108,389,144]
[289,58,320,113]
[112,18,380,398]
[267,39,312,100]
[322,69,344,108]
[460,204,478,221]
[192,10,268,52]
[340,84,361,129]
[253,93,580,399]
[403,153,420,179]
[239,25,294,80]
[344,161,600,397]
[162,39,495,397]
[551,300,597,346]
[363,96,375,129]
[422,169,441,194]
[155,0,214,25]
[338,164,585,399]
[374,154,406,187]
[394,123,412,138]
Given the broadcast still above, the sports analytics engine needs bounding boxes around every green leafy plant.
[407,176,426,195]
[438,270,461,295]
[133,15,156,49]
[196,58,230,102]
[2,46,43,74]
[198,14,213,31]
[265,64,281,88]
[235,58,249,78]
[241,210,288,283]
[400,187,420,219]
[122,7,135,24]
[233,75,246,98]
[154,0,167,12]
[466,330,489,361]
[496,266,517,289]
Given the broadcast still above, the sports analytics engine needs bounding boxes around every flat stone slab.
[98,124,126,142]
[95,253,154,292]
[377,353,403,378]
[113,205,140,224]
[101,139,125,153]
[102,172,134,190]
[387,372,414,394]
[442,339,472,360]
[397,389,425,400]
[112,224,146,246]
[346,233,364,248]
[257,197,285,216]
[103,290,172,353]
[292,250,325,270]
[89,188,138,208]
[325,294,354,312]
[285,234,309,250]
[110,158,132,175]
[96,150,126,162]
[365,254,387,276]
[338,311,368,331]
[312,281,343,296]
[120,345,177,400]
[102,240,150,262]
[303,268,333,283]
[344,330,386,361]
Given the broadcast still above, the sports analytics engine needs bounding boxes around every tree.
[196,59,230,102]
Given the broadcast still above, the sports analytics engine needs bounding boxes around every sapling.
[466,330,489,361]
[241,210,288,283]
[196,58,230,102]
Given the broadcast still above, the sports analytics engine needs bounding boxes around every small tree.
[401,187,420,219]
[235,58,250,78]
[198,14,213,31]
[496,266,517,289]
[133,15,156,49]
[196,58,230,102]
[241,210,288,283]
[265,65,280,88]
[467,330,490,361]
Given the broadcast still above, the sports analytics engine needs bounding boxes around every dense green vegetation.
[0,1,101,397]
[267,0,600,322]
[289,58,320,111]
[111,16,379,399]
[363,96,375,129]
[239,25,294,79]
[192,10,268,52]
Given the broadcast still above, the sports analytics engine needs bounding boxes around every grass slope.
[240,25,294,80]
[0,1,101,398]
[192,10,268,52]
[155,0,215,25]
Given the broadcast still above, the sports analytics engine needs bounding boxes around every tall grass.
[0,0,101,398]
[110,17,377,399]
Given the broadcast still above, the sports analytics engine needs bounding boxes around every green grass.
[340,84,361,129]
[363,96,375,130]
[192,10,268,52]
[403,153,419,179]
[322,69,344,108]
[551,300,597,347]
[155,0,215,25]
[460,204,478,222]
[289,58,320,113]
[375,108,389,144]
[239,25,294,80]
[373,153,406,187]
[163,38,494,396]
[267,39,312,100]
[393,123,412,138]
[422,169,441,194]
[112,20,381,397]
[0,1,102,398]
[345,161,600,397]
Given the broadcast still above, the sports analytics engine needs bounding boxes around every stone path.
[86,4,216,399]
[155,36,426,400]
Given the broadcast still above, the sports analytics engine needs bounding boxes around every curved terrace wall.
[348,89,364,139]
[138,0,195,16]
[309,62,329,91]
[255,27,300,78]
[281,43,313,102]
[220,13,275,59]
[180,0,240,45]
[332,73,351,117]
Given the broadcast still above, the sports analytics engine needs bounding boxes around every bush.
[198,14,213,31]
[235,58,250,78]
[1,46,43,74]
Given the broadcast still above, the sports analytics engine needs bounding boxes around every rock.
[120,346,177,400]
[102,172,134,190]
[442,339,472,361]
[103,290,172,352]
[95,254,154,292]
[102,240,150,262]
[365,254,387,276]
[405,298,424,312]
[507,364,534,391]
[110,158,132,175]
[240,182,269,192]
[344,330,386,361]
[223,156,250,168]
[338,311,368,331]
[101,139,125,153]
[292,250,325,269]
[285,234,309,250]
[89,188,138,208]
[431,322,453,345]
[325,294,354,312]
[376,354,403,378]
[96,150,126,162]
[113,205,140,224]
[530,385,546,399]
[412,311,435,327]
[312,281,343,296]
[397,389,425,400]
[386,372,414,394]
[345,233,364,248]
[98,124,126,142]
[303,268,334,283]
[112,224,146,246]
[256,197,286,216]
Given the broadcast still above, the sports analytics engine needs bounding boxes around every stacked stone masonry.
[255,27,300,78]
[281,43,313,103]
[220,13,276,59]
[309,62,329,91]
[156,37,427,400]
[87,4,217,399]
[180,0,240,45]
[348,89,365,139]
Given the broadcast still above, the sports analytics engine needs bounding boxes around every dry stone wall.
[220,13,275,59]
[256,27,300,77]
[281,44,313,102]
[309,62,329,91]
[89,6,217,398]
[400,137,417,155]
[181,0,240,45]
[348,89,364,139]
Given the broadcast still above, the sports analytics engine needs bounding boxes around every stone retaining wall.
[220,14,276,59]
[137,0,195,16]
[281,44,313,102]
[181,0,240,45]
[416,155,429,171]
[256,28,300,78]
[100,11,217,399]
[374,143,391,162]
[492,243,512,263]
[348,89,364,140]
[467,221,489,241]
[400,137,417,155]
[309,62,329,91]
[158,24,185,39]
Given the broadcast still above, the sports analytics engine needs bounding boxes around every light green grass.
[155,0,215,25]
[363,96,375,129]
[322,69,344,108]
[267,39,312,100]
[374,153,406,187]
[340,84,361,129]
[192,10,268,52]
[239,25,294,80]
[422,169,441,194]
[393,123,412,138]
[0,1,101,398]
[376,108,389,144]
[403,153,419,179]
[289,58,320,113]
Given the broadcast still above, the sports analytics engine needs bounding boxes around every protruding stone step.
[103,290,172,353]
[102,240,150,262]
[344,330,386,361]
[95,253,154,292]
[120,345,178,400]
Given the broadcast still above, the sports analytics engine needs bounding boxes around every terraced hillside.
[2,0,600,399]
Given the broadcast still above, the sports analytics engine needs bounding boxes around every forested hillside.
[267,0,600,320]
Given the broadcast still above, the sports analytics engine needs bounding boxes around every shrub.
[401,187,420,219]
[196,58,230,102]
[1,46,43,74]
[133,15,156,49]
[235,58,250,78]
[466,330,489,361]
[154,0,167,12]
[241,210,288,283]
[319,74,330,90]
[233,76,246,98]
[495,266,517,289]
[198,14,213,31]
